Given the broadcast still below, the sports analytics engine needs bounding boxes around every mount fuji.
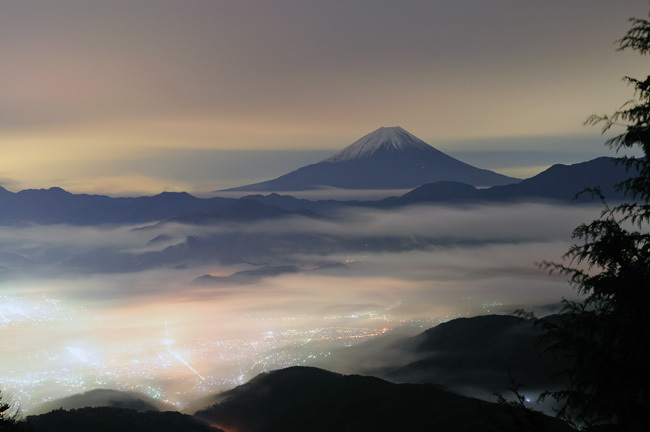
[222,126,519,192]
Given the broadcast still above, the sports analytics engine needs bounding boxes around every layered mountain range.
[0,157,633,227]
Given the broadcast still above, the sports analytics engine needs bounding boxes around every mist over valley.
[1,153,611,413]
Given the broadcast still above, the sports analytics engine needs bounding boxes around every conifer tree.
[535,12,650,432]
[0,390,21,431]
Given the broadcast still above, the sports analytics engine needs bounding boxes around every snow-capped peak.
[324,126,435,162]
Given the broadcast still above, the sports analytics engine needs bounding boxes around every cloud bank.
[0,202,595,411]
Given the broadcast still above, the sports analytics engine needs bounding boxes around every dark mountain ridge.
[193,366,570,432]
[26,407,222,432]
[398,157,632,204]
[377,314,568,392]
[28,389,176,415]
[0,187,234,225]
[246,156,634,211]
[152,198,325,227]
[0,157,634,227]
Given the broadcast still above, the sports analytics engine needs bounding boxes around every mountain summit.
[325,126,433,162]
[222,127,519,192]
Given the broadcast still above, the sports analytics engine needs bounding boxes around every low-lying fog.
[0,202,597,411]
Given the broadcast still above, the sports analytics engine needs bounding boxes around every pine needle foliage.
[530,12,650,432]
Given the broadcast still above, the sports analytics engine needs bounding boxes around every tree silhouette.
[0,390,25,431]
[531,12,650,432]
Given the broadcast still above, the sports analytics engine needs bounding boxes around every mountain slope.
[383,156,634,206]
[29,389,176,415]
[223,127,519,192]
[193,366,570,432]
[377,315,568,392]
[0,188,235,226]
[0,157,632,228]
[157,199,325,226]
[237,157,633,214]
[482,156,632,201]
[26,407,221,432]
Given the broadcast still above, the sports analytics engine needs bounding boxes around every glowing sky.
[0,202,596,411]
[1,0,648,195]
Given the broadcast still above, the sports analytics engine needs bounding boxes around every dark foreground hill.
[29,389,176,415]
[194,366,570,432]
[377,315,569,393]
[26,407,223,432]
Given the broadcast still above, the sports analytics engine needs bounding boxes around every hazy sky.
[1,0,648,195]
